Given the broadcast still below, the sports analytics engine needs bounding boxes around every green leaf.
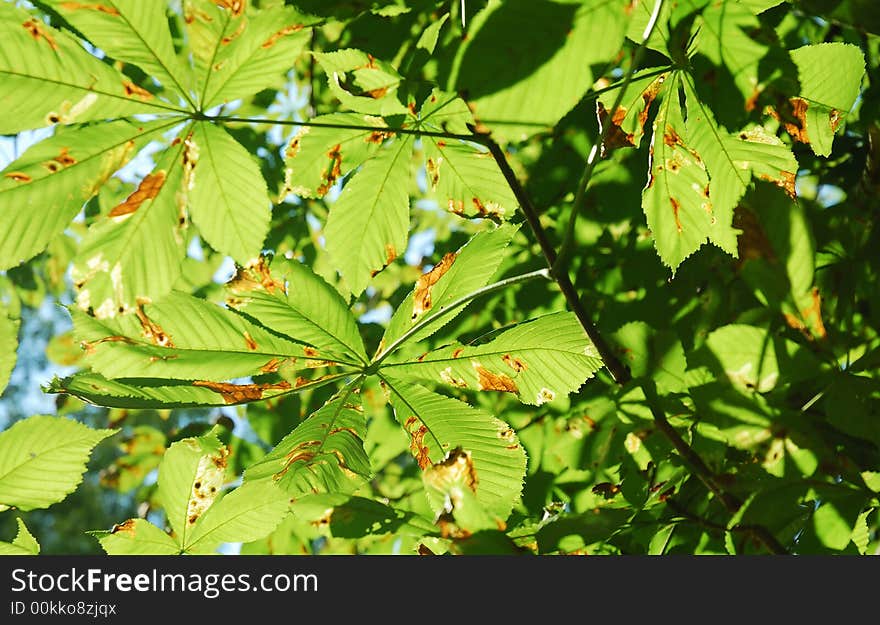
[415,12,448,54]
[385,313,603,406]
[314,49,408,115]
[683,75,798,255]
[0,518,40,555]
[324,135,414,296]
[0,415,116,511]
[187,122,271,264]
[536,508,632,553]
[449,0,628,141]
[41,0,194,105]
[384,378,526,519]
[71,133,189,317]
[692,0,773,109]
[0,298,19,397]
[0,3,181,134]
[788,43,865,156]
[643,72,716,270]
[689,324,823,392]
[245,392,371,497]
[0,119,174,270]
[199,5,313,108]
[72,291,336,382]
[424,139,517,219]
[185,481,289,552]
[95,518,180,555]
[49,370,332,408]
[157,427,227,548]
[227,255,368,364]
[380,224,519,356]
[295,494,436,539]
[283,113,386,199]
[810,491,864,551]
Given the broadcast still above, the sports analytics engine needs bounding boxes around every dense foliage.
[0,0,878,555]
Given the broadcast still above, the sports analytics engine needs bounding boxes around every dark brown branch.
[481,136,789,556]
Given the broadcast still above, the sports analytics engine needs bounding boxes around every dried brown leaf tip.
[59,2,120,14]
[108,171,166,218]
[22,18,58,49]
[405,416,431,469]
[193,380,292,404]
[412,252,457,321]
[472,362,518,393]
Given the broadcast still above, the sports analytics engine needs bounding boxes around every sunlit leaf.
[0,416,116,511]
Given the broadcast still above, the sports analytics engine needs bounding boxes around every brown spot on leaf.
[4,172,31,183]
[123,81,153,101]
[59,2,120,14]
[214,0,246,16]
[22,18,58,49]
[426,158,440,189]
[404,416,431,469]
[365,129,393,144]
[670,197,683,233]
[502,354,527,372]
[363,86,388,99]
[801,287,827,340]
[447,199,466,216]
[757,171,797,199]
[663,125,683,148]
[193,380,292,404]
[134,301,174,347]
[315,144,343,196]
[385,243,397,265]
[439,367,468,388]
[228,256,285,294]
[108,171,166,217]
[303,346,319,358]
[243,331,258,351]
[596,101,634,156]
[412,252,457,320]
[110,519,138,535]
[829,109,841,133]
[221,19,247,45]
[769,97,810,144]
[41,147,77,173]
[473,362,518,393]
[261,358,282,373]
[451,348,464,359]
[261,24,303,48]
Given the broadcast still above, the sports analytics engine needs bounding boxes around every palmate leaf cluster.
[0,0,878,555]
